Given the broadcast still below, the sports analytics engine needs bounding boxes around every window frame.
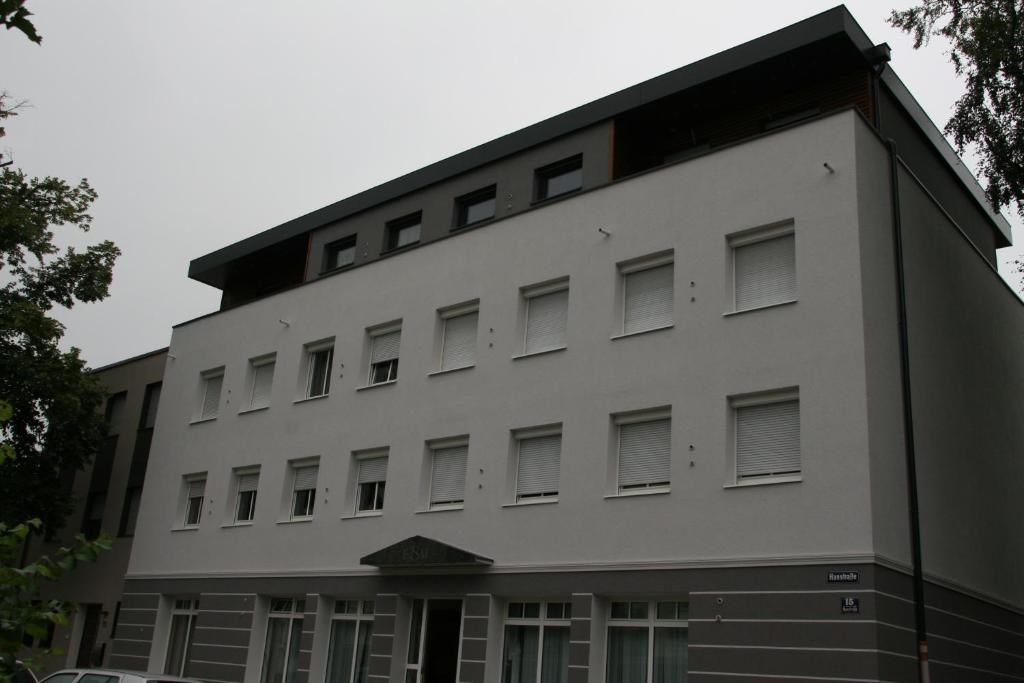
[612,409,672,495]
[260,598,305,683]
[353,452,388,516]
[519,278,570,357]
[436,301,480,373]
[245,354,277,412]
[501,600,572,683]
[384,211,423,252]
[323,235,357,273]
[326,599,375,683]
[164,598,199,678]
[728,388,801,487]
[728,222,797,314]
[427,437,469,510]
[196,368,225,422]
[453,185,497,229]
[511,425,562,504]
[289,461,318,520]
[182,475,206,528]
[232,466,260,524]
[605,599,689,683]
[617,252,675,338]
[303,340,334,400]
[534,154,583,202]
[366,323,402,387]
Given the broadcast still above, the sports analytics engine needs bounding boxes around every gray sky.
[3,0,1021,368]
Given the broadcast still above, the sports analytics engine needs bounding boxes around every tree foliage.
[0,0,41,44]
[889,1,1024,219]
[0,104,120,534]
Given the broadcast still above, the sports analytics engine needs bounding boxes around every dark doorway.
[422,600,462,683]
[76,604,103,666]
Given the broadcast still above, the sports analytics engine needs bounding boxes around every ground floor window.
[326,600,374,683]
[261,598,305,683]
[606,601,688,683]
[502,601,571,683]
[165,599,198,677]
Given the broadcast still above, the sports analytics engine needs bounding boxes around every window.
[535,155,583,201]
[81,492,106,538]
[367,325,401,385]
[119,486,141,537]
[606,600,688,683]
[385,212,422,251]
[522,280,569,355]
[513,427,561,502]
[247,356,276,410]
[355,454,387,514]
[325,236,357,271]
[429,441,468,509]
[620,254,673,335]
[290,464,318,519]
[140,382,162,430]
[104,392,126,435]
[502,601,571,683]
[304,342,334,399]
[732,390,800,482]
[260,598,305,683]
[730,225,796,311]
[198,369,224,420]
[454,185,496,228]
[439,304,479,371]
[235,468,260,523]
[326,600,374,683]
[615,411,671,492]
[165,598,199,677]
[183,476,205,527]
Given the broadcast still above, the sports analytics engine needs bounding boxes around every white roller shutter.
[187,479,206,499]
[734,233,796,310]
[201,374,223,419]
[516,434,561,498]
[441,312,478,370]
[430,446,467,505]
[293,465,318,491]
[736,400,800,478]
[624,264,673,334]
[371,331,401,363]
[618,419,671,489]
[357,457,387,484]
[525,289,568,354]
[237,473,259,493]
[250,361,275,408]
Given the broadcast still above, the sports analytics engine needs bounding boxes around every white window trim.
[227,466,260,526]
[288,458,319,521]
[179,474,207,530]
[502,600,572,683]
[510,425,562,504]
[300,339,335,401]
[364,322,402,387]
[260,599,305,683]
[325,600,375,683]
[727,221,797,314]
[192,368,224,424]
[436,301,480,373]
[517,277,570,358]
[725,387,801,488]
[350,450,388,518]
[426,437,469,511]
[605,599,689,683]
[610,408,672,497]
[241,354,276,413]
[617,251,675,338]
[165,598,200,677]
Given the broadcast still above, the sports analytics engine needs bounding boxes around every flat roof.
[188,4,1011,288]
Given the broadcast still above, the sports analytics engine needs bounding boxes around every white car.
[38,670,203,683]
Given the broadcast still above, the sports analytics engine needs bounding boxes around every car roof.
[43,671,200,683]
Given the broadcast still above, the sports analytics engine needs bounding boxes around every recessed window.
[140,382,162,430]
[732,389,800,483]
[104,392,126,435]
[81,492,105,538]
[234,468,260,523]
[355,454,387,514]
[502,601,571,683]
[429,440,468,509]
[367,325,401,385]
[324,235,357,271]
[438,303,479,372]
[165,598,199,677]
[183,476,206,527]
[246,355,276,410]
[290,463,318,519]
[197,369,224,420]
[327,600,375,683]
[535,155,583,201]
[620,253,674,335]
[606,600,689,683]
[385,212,422,251]
[730,224,796,312]
[260,599,305,683]
[304,342,334,399]
[615,410,671,493]
[453,185,496,229]
[119,486,141,537]
[522,279,569,355]
[514,427,561,502]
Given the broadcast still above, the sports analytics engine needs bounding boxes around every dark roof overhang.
[360,535,493,569]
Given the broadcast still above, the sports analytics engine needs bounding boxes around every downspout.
[886,139,930,683]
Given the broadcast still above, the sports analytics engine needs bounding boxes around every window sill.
[276,517,313,525]
[611,324,674,341]
[723,475,802,489]
[502,497,558,508]
[530,188,581,206]
[220,521,254,528]
[416,505,464,514]
[189,416,217,426]
[318,263,355,277]
[604,487,670,499]
[428,365,475,377]
[342,511,383,520]
[450,217,496,232]
[171,525,200,533]
[381,242,421,256]
[293,394,330,405]
[512,346,567,361]
[357,380,397,392]
[723,299,798,317]
[238,406,269,416]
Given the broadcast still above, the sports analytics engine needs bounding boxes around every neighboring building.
[25,348,168,673]
[110,7,1023,683]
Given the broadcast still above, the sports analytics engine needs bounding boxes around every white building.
[109,7,1024,683]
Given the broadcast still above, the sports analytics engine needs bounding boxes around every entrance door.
[406,599,462,683]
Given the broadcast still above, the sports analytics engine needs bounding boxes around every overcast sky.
[2,0,1021,368]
